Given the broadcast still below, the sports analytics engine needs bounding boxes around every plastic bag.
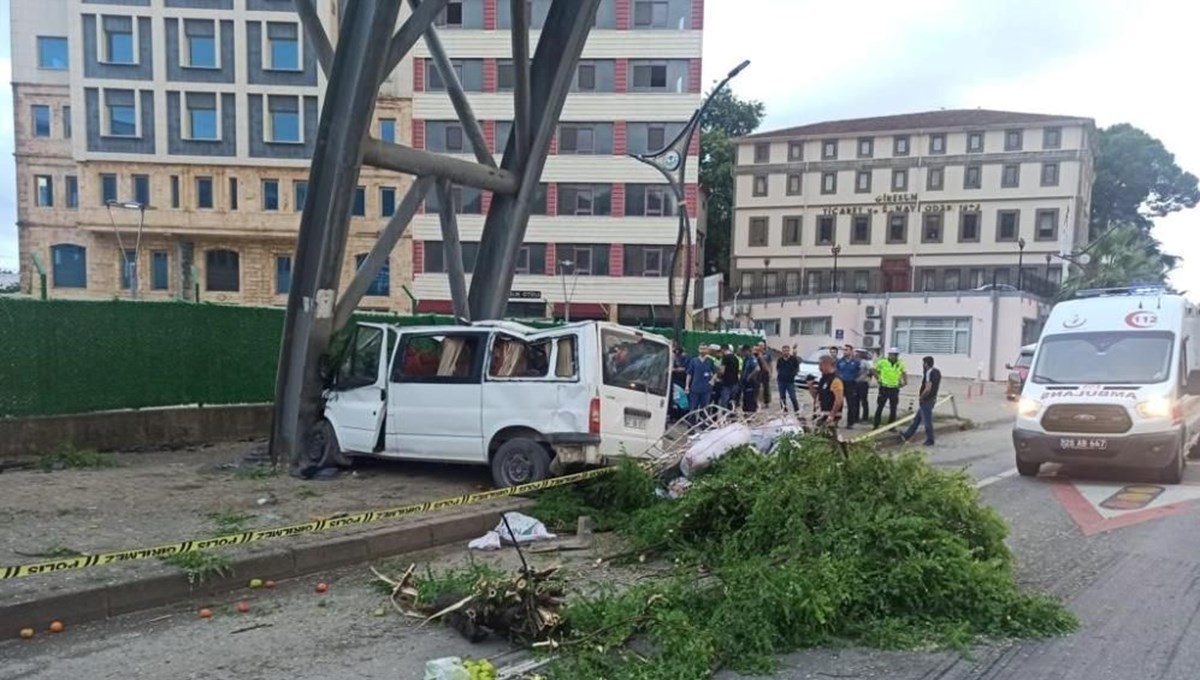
[424,657,470,680]
[680,423,752,477]
[495,512,557,544]
[467,531,503,551]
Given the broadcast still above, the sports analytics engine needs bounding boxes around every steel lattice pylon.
[271,0,600,473]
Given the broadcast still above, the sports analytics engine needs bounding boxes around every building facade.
[11,0,704,324]
[727,109,1097,378]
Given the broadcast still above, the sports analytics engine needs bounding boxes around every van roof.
[363,319,670,344]
[1044,291,1194,335]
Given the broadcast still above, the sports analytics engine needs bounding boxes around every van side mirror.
[1004,363,1013,370]
[1187,369,1200,397]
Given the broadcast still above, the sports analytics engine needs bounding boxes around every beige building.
[726,109,1097,378]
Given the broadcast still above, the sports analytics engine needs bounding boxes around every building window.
[786,173,802,196]
[196,176,213,208]
[754,318,781,335]
[184,19,217,68]
[574,61,597,91]
[426,184,484,214]
[623,245,669,277]
[559,123,607,154]
[997,210,1019,242]
[273,256,291,294]
[228,177,238,210]
[205,249,240,292]
[748,216,769,247]
[893,317,971,355]
[788,141,803,161]
[267,95,301,143]
[35,176,53,207]
[1004,128,1023,151]
[782,216,802,245]
[380,187,396,217]
[926,166,944,191]
[186,94,218,140]
[133,174,150,206]
[101,173,118,204]
[557,244,610,276]
[922,213,943,243]
[791,316,831,336]
[51,244,87,288]
[1035,209,1058,241]
[294,181,308,211]
[893,135,910,156]
[857,137,873,158]
[624,184,675,217]
[821,139,838,160]
[556,184,611,216]
[891,168,908,191]
[784,271,801,295]
[355,254,390,296]
[32,105,51,137]
[854,170,871,193]
[963,164,982,189]
[752,175,768,197]
[65,175,78,209]
[169,175,180,208]
[1001,163,1020,188]
[266,22,300,71]
[632,0,670,28]
[37,36,69,69]
[513,244,547,276]
[816,216,834,246]
[919,270,936,292]
[352,186,366,216]
[380,118,396,143]
[821,171,837,194]
[966,131,984,153]
[929,133,946,154]
[435,0,464,27]
[851,270,869,293]
[63,106,72,138]
[262,179,279,210]
[1041,162,1060,187]
[887,213,907,244]
[645,123,667,152]
[119,248,136,290]
[104,18,135,64]
[1043,127,1062,150]
[753,142,769,163]
[851,215,870,244]
[105,90,137,137]
[630,62,667,90]
[959,211,980,242]
[151,251,169,290]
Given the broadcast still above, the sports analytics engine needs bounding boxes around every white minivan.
[310,319,672,487]
[1013,287,1200,483]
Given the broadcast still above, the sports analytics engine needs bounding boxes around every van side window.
[489,336,552,379]
[337,325,384,389]
[391,334,482,383]
[1181,339,1189,387]
[555,336,577,378]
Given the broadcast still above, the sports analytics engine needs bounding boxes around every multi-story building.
[11,0,705,325]
[727,109,1097,378]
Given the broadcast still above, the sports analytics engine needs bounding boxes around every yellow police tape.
[848,395,956,443]
[0,466,616,581]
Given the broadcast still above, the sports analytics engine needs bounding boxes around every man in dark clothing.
[718,346,740,410]
[755,342,772,407]
[855,353,872,428]
[739,344,760,413]
[775,345,800,412]
[671,344,688,390]
[835,345,862,428]
[808,355,844,428]
[900,356,941,446]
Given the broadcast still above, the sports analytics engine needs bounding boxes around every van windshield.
[601,330,670,397]
[1030,331,1175,385]
[1014,352,1033,369]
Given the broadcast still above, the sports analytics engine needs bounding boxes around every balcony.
[733,269,1061,301]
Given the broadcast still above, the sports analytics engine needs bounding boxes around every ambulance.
[1012,287,1200,483]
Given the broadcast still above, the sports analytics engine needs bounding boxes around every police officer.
[808,355,844,428]
[836,344,862,428]
[872,347,907,429]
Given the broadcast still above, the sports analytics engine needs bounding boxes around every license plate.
[625,414,648,430]
[1059,437,1108,451]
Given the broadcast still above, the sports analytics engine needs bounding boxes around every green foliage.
[36,444,118,472]
[539,438,1076,678]
[160,550,232,586]
[533,457,659,532]
[698,87,765,277]
[233,465,279,480]
[208,509,254,535]
[1060,222,1172,295]
[370,561,509,607]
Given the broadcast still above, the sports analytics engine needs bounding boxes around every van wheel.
[1158,445,1185,485]
[1016,458,1041,477]
[491,438,550,488]
[307,420,352,469]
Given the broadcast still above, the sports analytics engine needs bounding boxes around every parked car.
[1005,344,1036,400]
[793,347,874,386]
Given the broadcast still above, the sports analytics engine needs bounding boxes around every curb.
[0,498,531,633]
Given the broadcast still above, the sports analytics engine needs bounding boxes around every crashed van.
[1013,287,1200,483]
[311,319,672,487]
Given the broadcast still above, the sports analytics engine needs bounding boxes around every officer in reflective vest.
[872,347,907,429]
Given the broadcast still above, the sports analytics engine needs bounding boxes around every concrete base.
[0,404,273,457]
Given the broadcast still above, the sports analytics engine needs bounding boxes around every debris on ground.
[468,512,556,551]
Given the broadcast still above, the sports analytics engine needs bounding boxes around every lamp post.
[831,244,841,293]
[105,200,148,300]
[1044,252,1052,287]
[630,59,750,343]
[558,259,578,322]
[1017,237,1026,291]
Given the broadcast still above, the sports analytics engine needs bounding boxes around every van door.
[323,323,392,454]
[596,325,671,457]
[385,331,487,462]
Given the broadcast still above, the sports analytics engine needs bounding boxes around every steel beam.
[333,175,435,331]
[468,0,599,320]
[382,0,450,83]
[436,178,470,320]
[269,0,402,474]
[362,138,518,194]
[510,0,532,165]
[410,0,495,169]
[293,0,333,77]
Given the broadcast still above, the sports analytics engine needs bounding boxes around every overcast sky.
[1,0,1196,299]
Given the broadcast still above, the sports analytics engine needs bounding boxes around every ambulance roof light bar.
[1071,285,1167,299]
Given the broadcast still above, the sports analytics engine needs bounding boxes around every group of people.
[672,341,942,446]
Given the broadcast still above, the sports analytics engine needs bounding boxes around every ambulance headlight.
[1136,397,1174,419]
[1017,397,1042,418]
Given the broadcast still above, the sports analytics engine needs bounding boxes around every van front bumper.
[1013,427,1182,469]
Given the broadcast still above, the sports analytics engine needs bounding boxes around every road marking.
[974,468,1019,489]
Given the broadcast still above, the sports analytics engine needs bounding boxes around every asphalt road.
[6,422,1200,680]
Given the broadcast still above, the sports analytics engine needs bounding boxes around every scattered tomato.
[198,608,213,619]
[315,582,328,594]
[19,628,34,640]
[237,601,251,613]
[48,621,64,634]
[264,580,276,589]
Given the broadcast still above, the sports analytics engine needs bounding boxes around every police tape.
[0,466,617,581]
[848,395,956,442]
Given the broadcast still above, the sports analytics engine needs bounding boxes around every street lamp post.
[1044,253,1052,286]
[1017,237,1026,291]
[105,200,148,300]
[558,259,578,322]
[831,244,842,293]
[630,59,750,343]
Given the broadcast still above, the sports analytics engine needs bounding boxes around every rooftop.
[742,109,1092,140]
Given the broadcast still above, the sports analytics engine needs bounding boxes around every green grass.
[208,509,254,535]
[36,445,118,472]
[160,550,232,586]
[233,465,279,480]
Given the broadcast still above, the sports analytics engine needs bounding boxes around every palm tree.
[1060,222,1172,297]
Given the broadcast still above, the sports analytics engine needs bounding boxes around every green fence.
[0,298,759,418]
